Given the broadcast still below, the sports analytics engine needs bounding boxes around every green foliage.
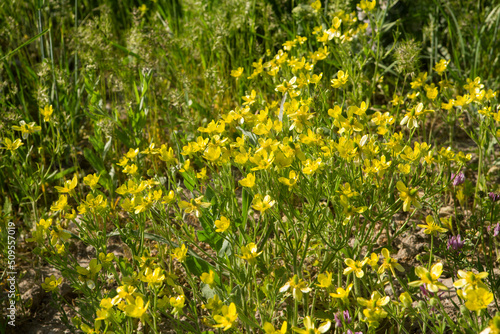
[1,1,500,334]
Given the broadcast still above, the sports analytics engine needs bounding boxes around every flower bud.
[429,297,439,307]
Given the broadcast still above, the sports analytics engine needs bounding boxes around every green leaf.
[102,136,113,161]
[115,128,133,148]
[185,255,212,277]
[200,284,216,300]
[1,27,50,61]
[48,167,77,182]
[218,239,232,258]
[242,189,253,226]
[84,148,105,173]
[181,172,196,191]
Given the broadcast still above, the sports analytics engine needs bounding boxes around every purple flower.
[334,313,342,328]
[345,330,363,334]
[489,192,500,202]
[447,234,464,251]
[451,172,465,186]
[343,310,351,324]
[494,223,500,237]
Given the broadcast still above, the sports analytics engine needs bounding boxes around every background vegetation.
[1,0,500,333]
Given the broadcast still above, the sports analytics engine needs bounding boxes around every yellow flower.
[390,94,403,106]
[50,195,69,212]
[40,105,54,122]
[213,302,238,331]
[357,291,390,310]
[425,84,438,100]
[124,295,149,319]
[358,0,376,12]
[178,196,211,217]
[196,167,208,181]
[292,316,331,334]
[316,271,332,289]
[329,283,353,304]
[344,258,368,278]
[12,120,41,139]
[54,174,78,194]
[170,294,185,316]
[83,173,100,190]
[123,164,138,175]
[214,216,230,233]
[159,145,178,165]
[302,158,322,175]
[199,120,225,134]
[38,218,53,231]
[331,70,349,88]
[98,252,115,264]
[162,190,176,204]
[95,308,111,321]
[200,270,216,288]
[400,103,431,129]
[410,72,427,89]
[123,149,138,160]
[310,0,321,12]
[239,173,256,188]
[0,138,24,151]
[453,270,488,291]
[76,258,102,278]
[396,181,421,212]
[417,215,448,236]
[366,252,379,268]
[203,144,222,162]
[434,59,449,75]
[117,156,129,167]
[408,262,448,292]
[173,244,188,262]
[41,275,63,292]
[275,77,297,93]
[231,67,244,78]
[378,248,404,276]
[362,307,388,328]
[238,242,262,265]
[339,195,367,224]
[278,170,299,190]
[252,194,276,213]
[263,321,287,334]
[464,288,494,311]
[338,182,359,197]
[280,274,312,301]
[242,89,257,106]
[140,267,165,286]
